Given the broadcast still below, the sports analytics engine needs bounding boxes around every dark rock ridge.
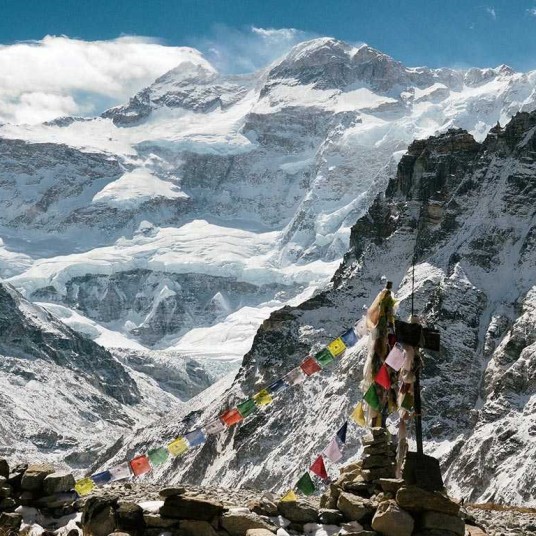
[100,112,536,506]
[0,283,187,463]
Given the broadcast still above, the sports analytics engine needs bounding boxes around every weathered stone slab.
[396,486,460,516]
[378,478,405,494]
[318,508,344,525]
[43,471,75,495]
[419,511,465,536]
[277,499,318,523]
[159,495,224,521]
[21,463,55,491]
[372,500,414,536]
[337,492,374,521]
[181,519,219,536]
[402,453,444,492]
[221,511,276,536]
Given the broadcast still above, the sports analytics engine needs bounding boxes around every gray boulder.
[221,510,277,536]
[43,471,75,495]
[337,492,374,521]
[21,463,55,491]
[371,500,414,536]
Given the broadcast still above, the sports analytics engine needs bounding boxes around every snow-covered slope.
[97,112,536,506]
[0,282,212,465]
[1,38,535,367]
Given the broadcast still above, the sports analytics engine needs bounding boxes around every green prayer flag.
[401,393,414,411]
[363,384,381,411]
[148,447,169,466]
[315,348,334,367]
[296,472,315,496]
[237,398,256,418]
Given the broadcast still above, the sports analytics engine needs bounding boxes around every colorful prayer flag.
[284,367,306,386]
[385,343,406,371]
[184,428,206,447]
[75,477,95,497]
[401,393,414,411]
[300,356,321,376]
[375,364,391,389]
[108,462,131,482]
[363,384,381,411]
[221,408,243,427]
[323,437,343,462]
[336,421,348,444]
[148,447,169,466]
[296,472,315,496]
[327,337,346,357]
[253,389,273,406]
[168,437,189,457]
[268,378,287,394]
[90,471,111,486]
[204,417,225,435]
[341,328,358,347]
[237,399,256,418]
[310,455,329,480]
[281,490,298,502]
[350,402,366,427]
[130,455,151,477]
[315,348,334,367]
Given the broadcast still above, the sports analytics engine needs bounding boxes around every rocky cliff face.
[0,282,211,465]
[98,112,535,507]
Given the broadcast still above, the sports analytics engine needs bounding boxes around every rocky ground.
[2,429,534,536]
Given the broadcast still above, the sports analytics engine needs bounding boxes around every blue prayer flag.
[91,471,112,486]
[341,328,358,347]
[268,378,287,394]
[184,428,206,447]
[336,421,348,444]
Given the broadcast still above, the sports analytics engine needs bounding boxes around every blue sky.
[1,0,535,124]
[2,0,536,70]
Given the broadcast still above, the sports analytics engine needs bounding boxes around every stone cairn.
[0,439,484,536]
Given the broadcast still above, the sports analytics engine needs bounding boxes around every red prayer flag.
[310,455,328,480]
[375,364,391,389]
[300,356,321,376]
[129,455,151,477]
[221,408,243,427]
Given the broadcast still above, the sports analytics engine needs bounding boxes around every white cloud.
[486,6,497,20]
[0,27,315,125]
[527,7,536,16]
[0,35,209,124]
[191,25,317,74]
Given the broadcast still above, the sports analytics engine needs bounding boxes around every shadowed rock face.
[99,112,536,506]
[0,283,140,404]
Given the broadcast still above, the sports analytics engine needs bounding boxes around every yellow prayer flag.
[281,490,298,502]
[350,401,366,427]
[75,477,95,496]
[327,337,346,357]
[253,389,273,406]
[375,413,383,427]
[167,437,188,457]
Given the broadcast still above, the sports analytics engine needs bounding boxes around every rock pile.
[0,459,77,534]
[0,445,486,536]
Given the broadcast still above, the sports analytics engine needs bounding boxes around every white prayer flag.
[284,367,306,386]
[323,436,343,463]
[385,343,406,371]
[204,418,225,435]
[108,462,131,482]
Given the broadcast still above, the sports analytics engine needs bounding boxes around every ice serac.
[98,111,536,506]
